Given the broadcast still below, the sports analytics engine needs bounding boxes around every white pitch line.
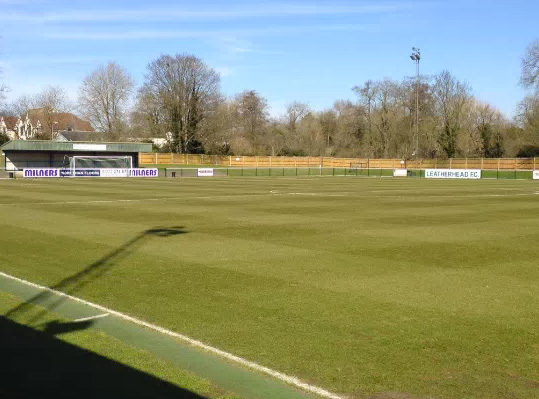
[1,190,537,207]
[73,313,109,322]
[0,193,273,207]
[0,271,345,399]
[381,192,539,199]
[272,191,539,199]
[273,192,350,197]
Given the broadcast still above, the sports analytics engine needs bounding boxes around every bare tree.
[0,53,8,143]
[373,79,402,157]
[318,109,337,149]
[0,80,5,107]
[140,54,220,153]
[295,112,324,155]
[232,90,269,154]
[353,81,376,143]
[0,72,6,109]
[464,101,506,157]
[285,101,310,132]
[353,79,403,157]
[333,101,367,157]
[280,101,310,154]
[197,98,234,154]
[33,86,72,139]
[353,80,380,156]
[517,95,539,140]
[3,91,72,140]
[7,94,34,117]
[516,39,539,150]
[131,85,167,140]
[0,42,6,108]
[432,71,471,157]
[78,62,134,140]
[521,39,539,93]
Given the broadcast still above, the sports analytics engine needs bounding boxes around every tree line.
[1,40,538,158]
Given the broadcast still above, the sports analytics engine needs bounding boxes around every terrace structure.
[1,140,152,174]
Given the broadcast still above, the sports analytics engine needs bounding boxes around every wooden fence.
[139,153,539,171]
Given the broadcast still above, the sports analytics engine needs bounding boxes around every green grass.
[0,292,243,399]
[0,177,538,399]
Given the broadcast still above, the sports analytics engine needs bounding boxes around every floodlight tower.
[410,47,420,157]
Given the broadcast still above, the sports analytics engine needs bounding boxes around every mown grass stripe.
[0,271,345,399]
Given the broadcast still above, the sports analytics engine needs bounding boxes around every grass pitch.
[0,292,243,399]
[0,176,538,399]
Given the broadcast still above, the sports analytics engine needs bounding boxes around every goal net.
[68,156,133,171]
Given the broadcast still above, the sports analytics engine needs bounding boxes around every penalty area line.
[73,313,109,322]
[0,271,345,399]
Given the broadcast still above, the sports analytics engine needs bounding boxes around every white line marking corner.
[73,313,109,322]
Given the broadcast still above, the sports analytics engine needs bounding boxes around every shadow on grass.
[1,227,205,398]
[5,226,188,329]
[0,316,207,399]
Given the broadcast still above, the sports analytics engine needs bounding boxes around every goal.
[68,156,133,171]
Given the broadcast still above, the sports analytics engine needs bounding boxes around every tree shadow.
[42,319,95,335]
[0,226,205,398]
[0,316,208,399]
[4,226,188,329]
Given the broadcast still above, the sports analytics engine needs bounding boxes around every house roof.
[1,140,152,153]
[57,131,105,141]
[1,116,19,130]
[27,109,94,132]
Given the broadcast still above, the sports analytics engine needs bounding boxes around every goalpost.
[67,156,133,176]
[69,156,133,169]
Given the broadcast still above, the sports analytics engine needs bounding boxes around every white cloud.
[214,37,254,56]
[0,0,43,4]
[44,30,210,40]
[44,24,370,41]
[1,12,44,23]
[4,2,426,22]
[6,55,105,66]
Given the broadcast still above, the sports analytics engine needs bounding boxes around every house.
[0,109,94,141]
[0,116,19,140]
[0,115,41,140]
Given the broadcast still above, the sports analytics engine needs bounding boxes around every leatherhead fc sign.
[425,169,481,179]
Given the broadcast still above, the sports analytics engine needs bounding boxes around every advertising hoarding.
[424,169,481,179]
[197,168,214,177]
[23,168,158,178]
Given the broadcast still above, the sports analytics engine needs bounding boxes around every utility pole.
[410,47,420,157]
[51,121,58,140]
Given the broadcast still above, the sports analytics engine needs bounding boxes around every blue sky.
[1,0,537,118]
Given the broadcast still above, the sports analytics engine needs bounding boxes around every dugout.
[1,140,152,174]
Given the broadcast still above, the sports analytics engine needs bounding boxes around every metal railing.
[163,167,537,180]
